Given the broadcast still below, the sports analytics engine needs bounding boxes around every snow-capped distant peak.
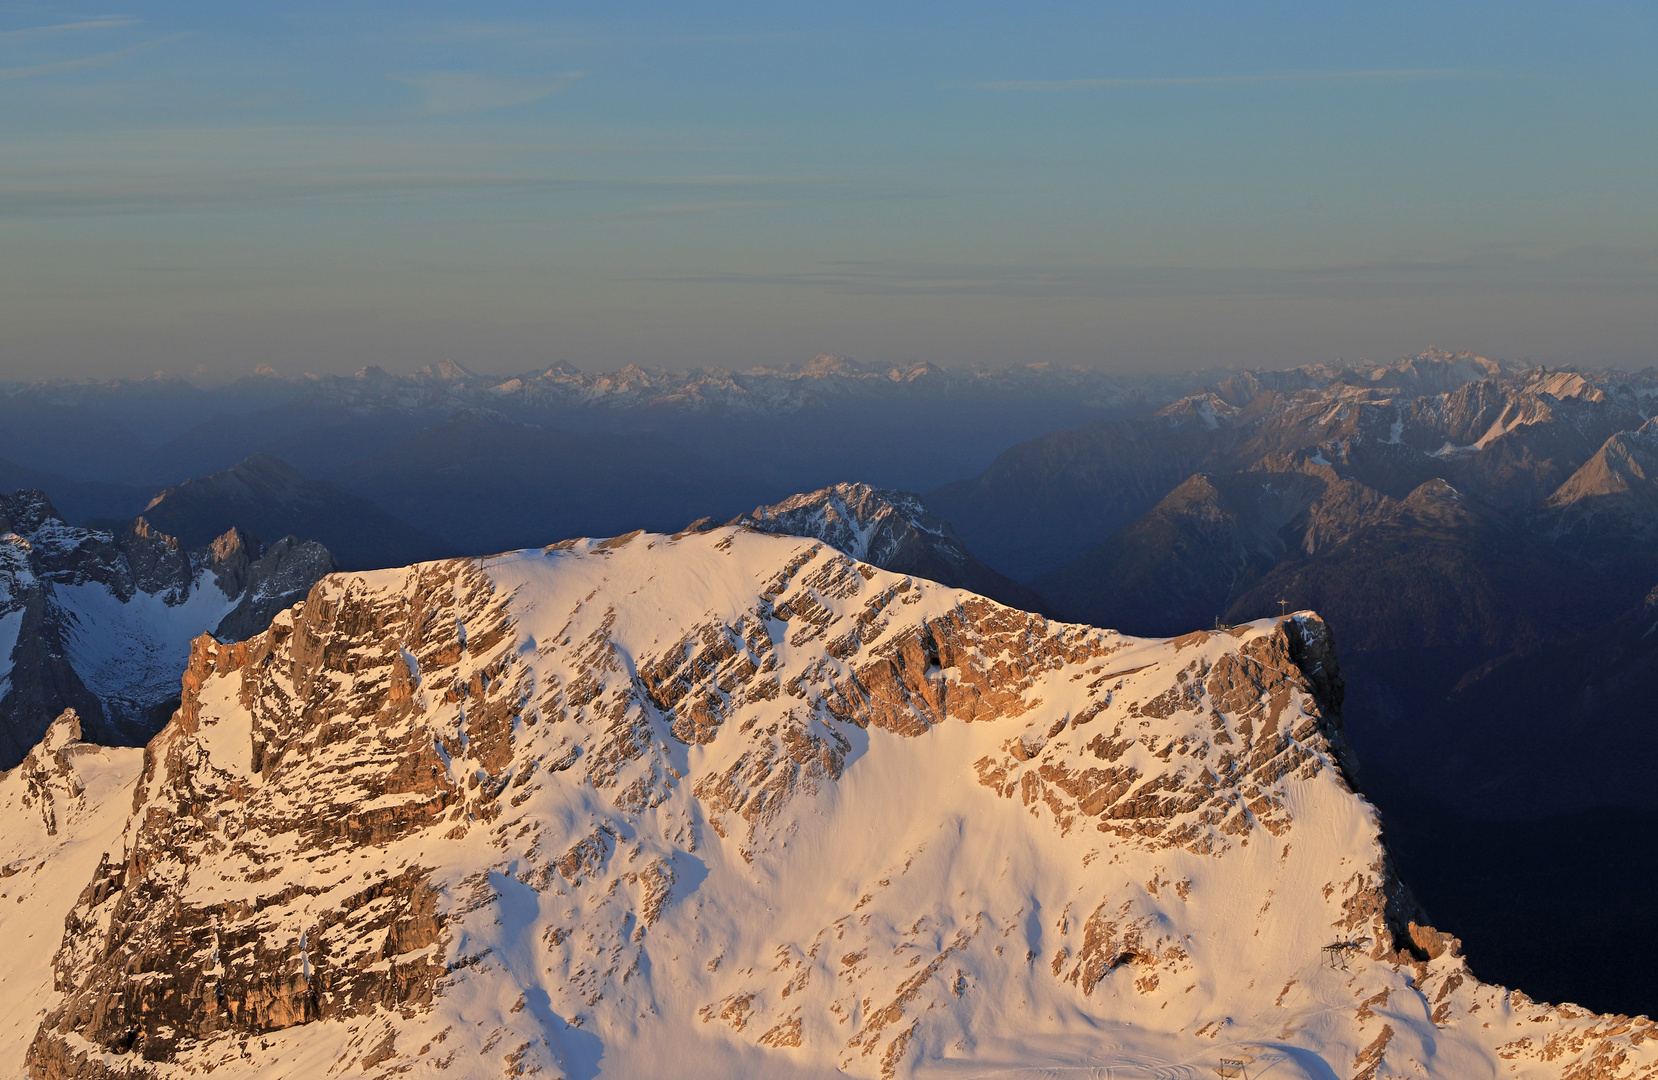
[413,358,477,382]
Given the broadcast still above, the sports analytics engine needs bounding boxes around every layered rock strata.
[6,529,1652,1078]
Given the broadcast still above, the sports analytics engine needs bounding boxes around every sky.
[1,1,1655,379]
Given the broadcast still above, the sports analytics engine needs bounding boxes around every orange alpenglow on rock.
[2,527,1652,1078]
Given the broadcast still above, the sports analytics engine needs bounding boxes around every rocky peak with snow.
[719,482,1049,613]
[6,529,1654,1078]
[0,490,335,764]
[732,482,959,567]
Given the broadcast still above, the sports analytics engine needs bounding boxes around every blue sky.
[2,2,1655,378]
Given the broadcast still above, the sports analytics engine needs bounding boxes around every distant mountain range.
[931,351,1655,580]
[0,354,1204,493]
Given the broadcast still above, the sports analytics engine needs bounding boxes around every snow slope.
[0,712,143,1076]
[16,529,1658,1078]
[54,577,241,721]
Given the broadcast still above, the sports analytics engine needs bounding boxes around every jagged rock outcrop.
[0,490,335,762]
[10,529,1653,1078]
[713,481,1048,613]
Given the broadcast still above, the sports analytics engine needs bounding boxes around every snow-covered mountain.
[0,711,143,1072]
[715,482,1049,613]
[0,490,333,765]
[7,528,1652,1078]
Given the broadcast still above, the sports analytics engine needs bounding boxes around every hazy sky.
[2,2,1655,379]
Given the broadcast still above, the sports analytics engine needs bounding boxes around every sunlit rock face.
[9,528,1655,1079]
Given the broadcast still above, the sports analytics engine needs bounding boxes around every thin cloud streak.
[0,18,137,42]
[649,250,1658,301]
[0,35,184,81]
[592,199,780,221]
[391,71,584,116]
[0,168,842,219]
[963,69,1483,92]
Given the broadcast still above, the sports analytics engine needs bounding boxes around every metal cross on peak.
[1277,599,1289,617]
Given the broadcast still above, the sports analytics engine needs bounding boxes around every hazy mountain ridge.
[936,350,1657,580]
[137,454,454,572]
[8,529,1653,1079]
[301,354,1202,418]
[0,355,1207,484]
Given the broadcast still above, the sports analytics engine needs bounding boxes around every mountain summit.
[1546,416,1658,530]
[5,528,1651,1078]
[718,481,1049,613]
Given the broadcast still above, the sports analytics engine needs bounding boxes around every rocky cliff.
[0,490,334,763]
[5,528,1651,1078]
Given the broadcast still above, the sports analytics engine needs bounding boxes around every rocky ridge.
[0,490,334,764]
[714,481,1049,613]
[934,350,1657,581]
[5,528,1652,1078]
